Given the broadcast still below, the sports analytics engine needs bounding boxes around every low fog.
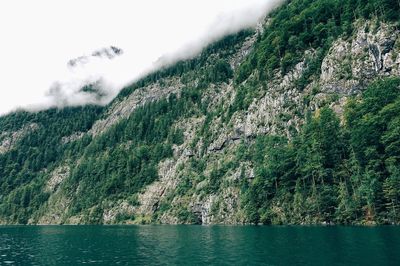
[0,0,283,116]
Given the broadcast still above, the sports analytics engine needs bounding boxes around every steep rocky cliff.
[1,0,399,225]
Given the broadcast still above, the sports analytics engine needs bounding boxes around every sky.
[0,0,281,115]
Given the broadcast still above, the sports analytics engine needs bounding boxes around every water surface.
[0,225,399,265]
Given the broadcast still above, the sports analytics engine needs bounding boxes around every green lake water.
[0,225,399,265]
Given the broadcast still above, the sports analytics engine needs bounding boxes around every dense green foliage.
[0,86,206,223]
[241,78,400,224]
[0,26,248,224]
[0,0,399,225]
[117,30,251,100]
[0,107,102,223]
[64,87,204,220]
[236,0,400,84]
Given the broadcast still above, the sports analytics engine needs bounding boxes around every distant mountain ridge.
[0,0,400,225]
[67,46,123,68]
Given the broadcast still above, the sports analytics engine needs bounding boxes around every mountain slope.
[1,0,400,225]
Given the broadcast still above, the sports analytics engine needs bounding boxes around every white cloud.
[0,0,282,115]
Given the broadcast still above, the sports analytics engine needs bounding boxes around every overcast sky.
[0,0,281,115]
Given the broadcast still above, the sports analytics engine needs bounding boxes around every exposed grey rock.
[191,195,216,224]
[89,78,183,136]
[0,123,39,154]
[230,34,258,70]
[46,166,70,192]
[27,19,400,225]
[61,132,85,144]
[321,20,399,96]
[135,117,203,218]
[102,201,135,224]
[231,62,306,139]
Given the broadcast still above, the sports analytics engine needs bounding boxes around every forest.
[0,0,399,224]
[241,78,400,224]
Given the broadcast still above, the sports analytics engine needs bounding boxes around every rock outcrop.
[0,123,38,154]
[3,17,400,225]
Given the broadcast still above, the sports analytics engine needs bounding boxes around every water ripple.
[0,226,399,265]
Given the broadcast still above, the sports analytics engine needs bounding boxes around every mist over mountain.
[0,0,399,226]
[0,0,282,115]
[67,46,124,68]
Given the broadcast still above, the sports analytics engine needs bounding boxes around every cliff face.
[145,20,400,225]
[0,124,38,155]
[0,1,399,225]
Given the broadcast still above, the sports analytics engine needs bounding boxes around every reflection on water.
[0,225,399,265]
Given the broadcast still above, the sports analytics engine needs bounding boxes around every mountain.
[1,0,400,225]
[67,46,123,68]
